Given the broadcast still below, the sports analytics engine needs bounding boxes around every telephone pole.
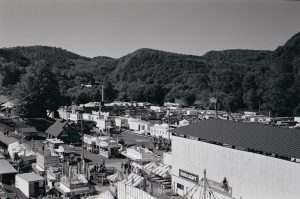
[99,85,104,117]
[168,105,171,141]
[81,118,84,159]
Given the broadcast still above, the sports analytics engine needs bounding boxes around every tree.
[103,81,118,101]
[183,92,196,106]
[13,61,60,118]
[0,62,25,87]
[144,84,166,105]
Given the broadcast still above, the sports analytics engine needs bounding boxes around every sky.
[0,0,300,58]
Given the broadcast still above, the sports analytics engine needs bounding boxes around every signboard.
[179,169,199,183]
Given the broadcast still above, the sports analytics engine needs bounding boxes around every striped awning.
[152,163,171,178]
[142,161,161,174]
[107,170,125,182]
[121,173,144,187]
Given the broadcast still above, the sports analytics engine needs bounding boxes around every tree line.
[0,32,300,117]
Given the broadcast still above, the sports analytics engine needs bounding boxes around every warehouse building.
[171,119,300,199]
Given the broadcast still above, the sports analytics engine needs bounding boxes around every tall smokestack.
[102,85,104,102]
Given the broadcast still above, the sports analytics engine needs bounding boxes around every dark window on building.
[177,183,184,190]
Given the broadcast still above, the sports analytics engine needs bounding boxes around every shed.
[45,119,68,138]
[0,159,17,185]
[15,172,45,198]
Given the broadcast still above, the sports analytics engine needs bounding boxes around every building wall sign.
[179,169,199,183]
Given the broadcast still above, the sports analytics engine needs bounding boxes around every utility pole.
[203,169,207,199]
[102,85,104,103]
[81,118,84,160]
[199,97,235,121]
[99,85,104,117]
[99,84,105,155]
[210,97,218,119]
[168,106,171,141]
[214,100,218,119]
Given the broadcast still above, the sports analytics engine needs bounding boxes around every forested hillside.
[1,32,300,116]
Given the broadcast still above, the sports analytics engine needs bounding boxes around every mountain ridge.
[1,32,300,116]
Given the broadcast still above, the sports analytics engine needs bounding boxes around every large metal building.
[171,119,300,199]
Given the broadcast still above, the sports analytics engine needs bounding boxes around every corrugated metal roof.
[45,119,67,137]
[172,119,300,159]
[0,95,9,104]
[17,127,38,133]
[0,159,17,174]
[17,172,44,182]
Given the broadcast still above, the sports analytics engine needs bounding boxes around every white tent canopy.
[121,173,144,187]
[1,101,16,109]
[107,170,125,182]
[151,163,171,178]
[8,141,34,161]
[143,161,160,172]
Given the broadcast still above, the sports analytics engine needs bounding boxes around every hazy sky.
[0,0,300,58]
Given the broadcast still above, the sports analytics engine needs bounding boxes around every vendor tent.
[107,170,125,182]
[8,141,34,161]
[152,163,171,178]
[121,173,144,187]
[143,161,160,173]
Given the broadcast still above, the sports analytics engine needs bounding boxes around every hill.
[1,32,300,116]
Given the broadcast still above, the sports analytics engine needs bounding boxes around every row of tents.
[107,161,171,187]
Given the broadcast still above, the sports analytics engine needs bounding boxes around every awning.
[152,163,171,178]
[8,141,27,160]
[47,173,57,181]
[131,162,143,169]
[143,161,160,172]
[107,170,125,182]
[121,173,144,187]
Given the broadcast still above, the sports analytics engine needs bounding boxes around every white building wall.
[15,175,29,197]
[163,152,172,165]
[294,117,300,123]
[69,113,82,122]
[172,135,300,199]
[91,115,100,122]
[186,110,198,116]
[117,182,156,199]
[179,120,190,127]
[128,120,151,134]
[150,124,170,139]
[82,113,91,121]
[115,118,128,128]
[96,119,111,131]
[128,121,139,131]
[150,106,164,112]
[58,109,69,120]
